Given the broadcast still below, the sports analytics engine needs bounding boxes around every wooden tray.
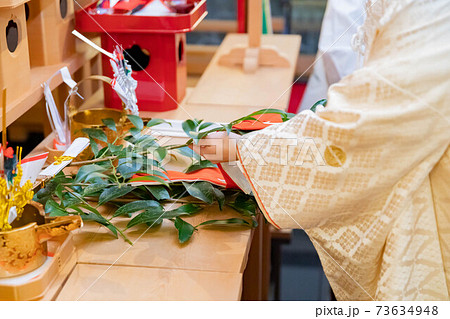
[0,234,76,301]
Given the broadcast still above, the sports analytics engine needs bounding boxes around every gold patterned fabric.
[237,0,450,300]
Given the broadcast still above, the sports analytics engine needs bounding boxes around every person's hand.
[191,131,241,163]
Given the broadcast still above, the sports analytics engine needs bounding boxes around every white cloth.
[237,0,450,300]
[299,0,366,111]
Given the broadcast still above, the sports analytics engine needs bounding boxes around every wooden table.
[30,33,301,300]
[140,34,301,122]
[56,206,252,301]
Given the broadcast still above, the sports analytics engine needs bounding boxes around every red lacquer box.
[75,0,207,112]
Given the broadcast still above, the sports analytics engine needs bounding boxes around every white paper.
[109,53,139,115]
[110,0,120,7]
[72,30,115,60]
[39,138,90,177]
[220,162,253,194]
[7,207,17,225]
[59,67,77,89]
[44,83,67,145]
[43,67,78,146]
[133,0,173,16]
[149,119,224,137]
[20,152,49,186]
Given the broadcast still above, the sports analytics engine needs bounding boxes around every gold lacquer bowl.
[70,108,127,160]
[0,204,82,278]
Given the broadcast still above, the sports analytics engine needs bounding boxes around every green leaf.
[106,224,118,238]
[65,205,83,214]
[167,203,203,215]
[310,99,327,113]
[129,187,152,200]
[182,181,215,204]
[133,135,157,148]
[55,184,65,201]
[83,183,109,197]
[146,219,163,228]
[138,169,167,179]
[102,118,117,132]
[95,146,109,159]
[129,127,142,137]
[75,164,107,183]
[230,116,258,125]
[181,119,198,137]
[113,200,162,217]
[146,185,170,200]
[231,109,296,125]
[191,126,227,144]
[81,211,109,226]
[213,188,225,210]
[61,188,83,204]
[89,137,99,157]
[127,114,144,130]
[154,147,167,161]
[174,217,195,243]
[190,131,205,144]
[45,199,68,217]
[85,172,109,183]
[198,122,214,131]
[98,185,134,206]
[197,218,251,227]
[129,175,169,187]
[77,203,102,216]
[126,210,165,229]
[82,128,108,142]
[62,195,82,208]
[184,160,217,173]
[222,123,232,135]
[117,167,140,180]
[126,204,201,230]
[108,143,123,154]
[176,146,200,160]
[228,194,258,217]
[33,172,72,205]
[146,118,170,128]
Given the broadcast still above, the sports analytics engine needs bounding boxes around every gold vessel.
[68,76,128,160]
[0,203,82,278]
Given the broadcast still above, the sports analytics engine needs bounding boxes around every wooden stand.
[218,0,289,73]
[26,0,76,67]
[0,0,31,104]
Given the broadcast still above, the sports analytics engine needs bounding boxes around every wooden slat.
[72,204,253,274]
[193,17,285,33]
[187,34,301,110]
[241,214,271,300]
[188,47,315,80]
[0,46,99,132]
[57,264,243,301]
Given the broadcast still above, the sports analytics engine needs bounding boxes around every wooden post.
[241,214,271,300]
[248,0,262,48]
[2,89,6,144]
[218,0,290,72]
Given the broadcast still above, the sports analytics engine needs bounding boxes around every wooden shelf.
[193,17,285,33]
[1,48,99,132]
